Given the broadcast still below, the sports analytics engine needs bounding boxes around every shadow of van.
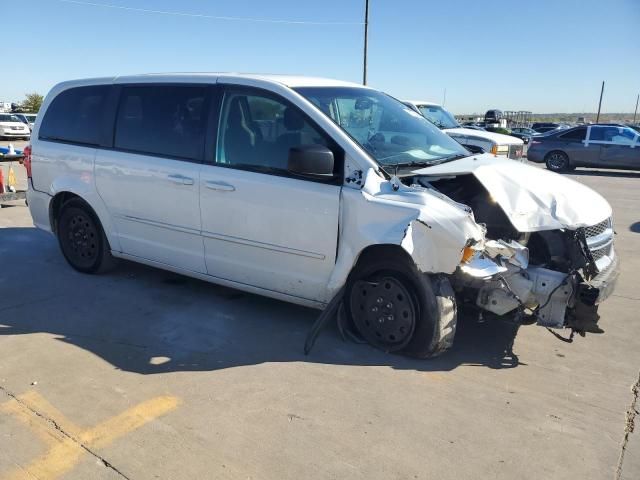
[0,227,523,375]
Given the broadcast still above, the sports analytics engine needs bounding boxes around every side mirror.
[288,145,334,177]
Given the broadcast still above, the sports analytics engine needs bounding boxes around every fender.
[49,173,123,253]
[325,169,485,300]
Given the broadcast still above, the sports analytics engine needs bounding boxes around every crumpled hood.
[412,155,612,232]
[445,127,523,145]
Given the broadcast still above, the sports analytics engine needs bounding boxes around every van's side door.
[95,84,209,273]
[199,86,341,302]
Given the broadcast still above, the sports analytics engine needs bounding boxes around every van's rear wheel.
[57,199,115,273]
[345,255,457,358]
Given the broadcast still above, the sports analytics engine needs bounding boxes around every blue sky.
[3,0,639,113]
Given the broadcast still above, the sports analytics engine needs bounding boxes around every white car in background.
[14,113,38,131]
[0,113,31,139]
[403,101,524,160]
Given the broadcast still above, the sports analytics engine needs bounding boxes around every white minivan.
[26,74,618,357]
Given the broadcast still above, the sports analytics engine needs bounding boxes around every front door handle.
[168,174,195,185]
[205,180,235,192]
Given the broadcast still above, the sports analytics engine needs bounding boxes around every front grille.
[591,244,612,261]
[585,217,614,268]
[585,218,611,238]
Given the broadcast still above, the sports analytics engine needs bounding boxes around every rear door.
[95,84,209,272]
[594,126,640,169]
[199,86,341,302]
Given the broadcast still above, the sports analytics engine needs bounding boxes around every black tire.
[345,255,457,358]
[545,151,573,172]
[57,198,116,274]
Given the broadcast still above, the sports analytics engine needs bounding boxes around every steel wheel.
[56,199,115,274]
[61,211,100,269]
[349,273,417,351]
[546,151,569,172]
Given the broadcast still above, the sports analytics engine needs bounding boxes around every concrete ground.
[1,139,639,480]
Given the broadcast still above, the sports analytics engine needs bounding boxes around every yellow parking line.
[80,396,181,449]
[4,391,83,438]
[1,392,180,480]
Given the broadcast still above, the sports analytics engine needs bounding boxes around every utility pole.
[633,93,639,124]
[596,81,605,123]
[442,88,447,107]
[362,0,369,85]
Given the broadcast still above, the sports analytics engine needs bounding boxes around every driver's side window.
[216,89,329,172]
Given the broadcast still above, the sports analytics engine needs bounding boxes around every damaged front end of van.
[313,156,619,356]
[411,155,620,335]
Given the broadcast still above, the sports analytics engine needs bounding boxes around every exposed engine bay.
[399,173,618,335]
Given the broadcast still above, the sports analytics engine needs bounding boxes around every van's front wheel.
[57,199,115,274]
[345,256,457,358]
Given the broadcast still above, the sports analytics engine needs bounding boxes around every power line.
[57,0,364,25]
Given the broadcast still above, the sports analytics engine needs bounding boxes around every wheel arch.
[349,244,416,277]
[48,188,121,252]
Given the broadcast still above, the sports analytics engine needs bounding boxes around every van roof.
[54,73,365,89]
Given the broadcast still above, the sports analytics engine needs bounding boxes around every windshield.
[0,114,22,123]
[295,87,469,167]
[416,105,460,129]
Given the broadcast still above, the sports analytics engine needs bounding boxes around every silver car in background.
[527,124,639,172]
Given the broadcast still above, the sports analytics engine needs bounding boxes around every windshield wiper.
[391,153,467,170]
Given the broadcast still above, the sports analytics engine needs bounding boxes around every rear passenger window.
[39,86,109,145]
[115,86,207,161]
[589,127,607,142]
[559,127,586,141]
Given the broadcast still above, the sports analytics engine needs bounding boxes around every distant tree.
[20,93,44,113]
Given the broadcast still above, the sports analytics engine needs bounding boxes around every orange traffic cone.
[0,169,5,194]
[7,165,16,192]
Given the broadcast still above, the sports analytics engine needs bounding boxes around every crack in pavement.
[612,293,640,302]
[615,370,640,480]
[0,384,132,480]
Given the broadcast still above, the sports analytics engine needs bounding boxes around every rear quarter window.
[559,127,586,141]
[39,86,110,145]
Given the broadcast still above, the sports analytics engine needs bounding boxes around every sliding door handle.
[168,174,195,185]
[205,180,235,192]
